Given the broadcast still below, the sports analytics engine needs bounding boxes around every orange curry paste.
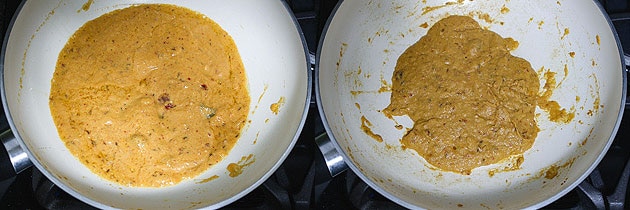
[383,15,539,175]
[49,4,249,187]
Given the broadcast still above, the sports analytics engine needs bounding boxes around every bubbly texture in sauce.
[383,16,539,175]
[49,4,249,187]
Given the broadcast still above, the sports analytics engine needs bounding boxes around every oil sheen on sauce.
[49,4,249,187]
[383,15,539,175]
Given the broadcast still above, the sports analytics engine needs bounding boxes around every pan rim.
[0,0,313,209]
[314,0,627,209]
[206,0,313,208]
[315,1,420,208]
[534,0,628,208]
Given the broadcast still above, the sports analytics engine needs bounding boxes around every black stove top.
[0,0,629,209]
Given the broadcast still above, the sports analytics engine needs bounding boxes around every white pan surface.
[2,0,310,209]
[317,0,626,209]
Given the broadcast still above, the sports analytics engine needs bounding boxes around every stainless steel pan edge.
[315,0,627,209]
[0,0,312,209]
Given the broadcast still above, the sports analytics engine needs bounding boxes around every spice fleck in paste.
[383,16,539,175]
[49,4,249,187]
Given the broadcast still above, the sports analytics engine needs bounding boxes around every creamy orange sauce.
[383,16,540,175]
[49,4,249,187]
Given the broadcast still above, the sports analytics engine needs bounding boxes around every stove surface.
[0,0,629,209]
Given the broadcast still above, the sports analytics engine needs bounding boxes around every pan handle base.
[315,133,347,177]
[0,129,32,180]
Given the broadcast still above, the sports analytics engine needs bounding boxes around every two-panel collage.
[0,0,629,209]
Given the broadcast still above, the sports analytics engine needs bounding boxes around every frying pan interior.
[2,0,309,209]
[317,0,626,208]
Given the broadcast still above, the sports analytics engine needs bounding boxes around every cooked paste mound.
[383,15,539,175]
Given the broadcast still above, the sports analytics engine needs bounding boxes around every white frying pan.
[317,0,626,209]
[1,0,310,209]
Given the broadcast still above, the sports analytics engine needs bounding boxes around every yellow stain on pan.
[561,28,570,40]
[538,156,576,180]
[196,175,219,184]
[596,35,601,45]
[78,0,94,12]
[538,67,576,123]
[253,131,260,145]
[251,84,268,115]
[500,4,510,14]
[360,116,383,142]
[270,96,285,115]
[487,155,524,177]
[227,154,255,177]
[18,1,64,98]
[421,0,465,15]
